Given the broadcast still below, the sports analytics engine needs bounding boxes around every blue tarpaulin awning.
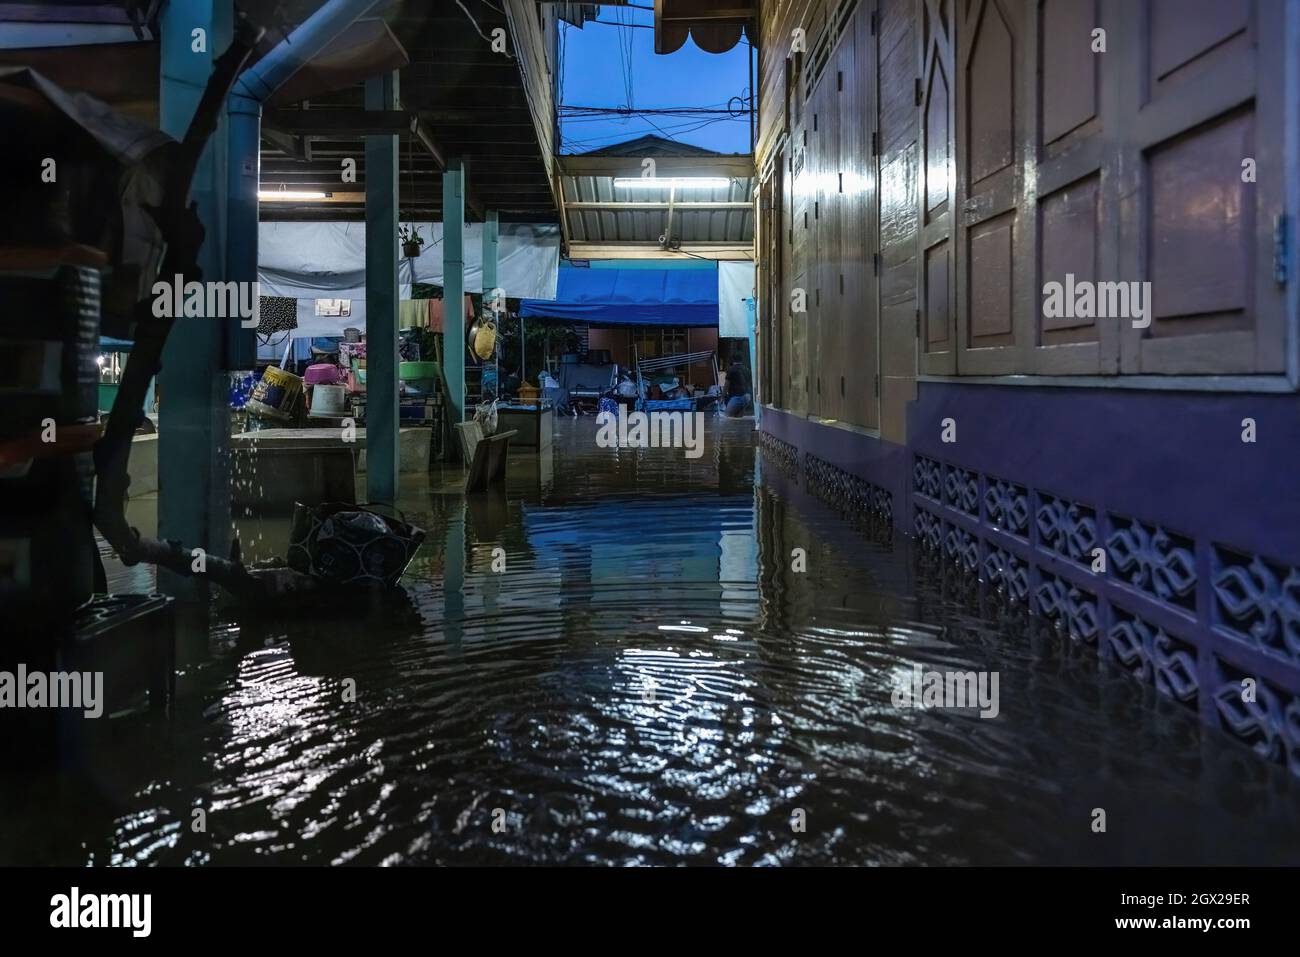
[519,267,717,326]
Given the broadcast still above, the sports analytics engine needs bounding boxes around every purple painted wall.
[760,381,1300,776]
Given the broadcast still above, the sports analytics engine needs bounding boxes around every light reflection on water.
[3,417,1299,866]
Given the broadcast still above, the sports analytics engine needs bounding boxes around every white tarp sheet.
[718,260,756,338]
[257,221,560,338]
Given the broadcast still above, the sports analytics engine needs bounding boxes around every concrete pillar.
[364,71,400,503]
[443,159,466,424]
[157,0,232,599]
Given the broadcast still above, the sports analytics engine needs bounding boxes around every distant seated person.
[724,355,752,417]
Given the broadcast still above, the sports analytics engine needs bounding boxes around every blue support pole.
[153,0,384,598]
[746,295,760,427]
[443,159,466,425]
[157,0,232,599]
[225,89,260,371]
[365,71,400,504]
[482,210,499,304]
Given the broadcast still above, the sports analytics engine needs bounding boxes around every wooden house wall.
[754,0,1294,445]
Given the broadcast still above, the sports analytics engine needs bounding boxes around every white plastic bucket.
[309,383,347,417]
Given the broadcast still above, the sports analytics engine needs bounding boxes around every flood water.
[3,418,1298,866]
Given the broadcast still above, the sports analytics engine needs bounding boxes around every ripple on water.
[7,418,1300,866]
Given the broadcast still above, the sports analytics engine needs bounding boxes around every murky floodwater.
[3,418,1298,865]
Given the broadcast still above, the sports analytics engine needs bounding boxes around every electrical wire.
[455,0,514,58]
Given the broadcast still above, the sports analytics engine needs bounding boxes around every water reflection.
[2,417,1298,866]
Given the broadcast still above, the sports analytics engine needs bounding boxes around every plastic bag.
[474,398,499,435]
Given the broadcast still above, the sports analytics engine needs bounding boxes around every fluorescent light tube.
[257,190,330,201]
[612,177,731,190]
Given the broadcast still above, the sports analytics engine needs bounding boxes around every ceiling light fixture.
[612,177,731,190]
[257,189,331,201]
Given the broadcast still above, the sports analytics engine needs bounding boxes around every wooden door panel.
[1118,0,1286,374]
[919,0,958,374]
[840,13,879,429]
[956,0,1027,374]
[925,58,951,214]
[790,97,811,410]
[1148,0,1251,97]
[1039,0,1098,147]
[968,210,1016,340]
[966,1,1016,186]
[1025,0,1111,374]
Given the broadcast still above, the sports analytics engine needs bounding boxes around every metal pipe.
[226,0,384,368]
[233,0,383,103]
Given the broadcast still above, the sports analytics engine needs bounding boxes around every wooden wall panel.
[1039,173,1100,342]
[966,1,1015,184]
[924,59,951,214]
[505,0,559,182]
[758,0,825,163]
[1148,110,1253,324]
[924,244,952,345]
[968,211,1016,338]
[880,149,919,305]
[1117,0,1286,374]
[1148,0,1250,97]
[1025,0,1110,373]
[919,0,957,374]
[1040,0,1097,146]
[879,0,918,154]
[754,0,1292,418]
[810,79,834,415]
[845,5,880,429]
[954,0,1025,373]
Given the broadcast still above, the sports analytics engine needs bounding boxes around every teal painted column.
[364,71,400,503]
[157,0,232,599]
[443,159,466,425]
[482,210,499,304]
[746,295,760,427]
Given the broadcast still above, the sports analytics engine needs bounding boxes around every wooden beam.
[413,117,486,221]
[260,126,307,161]
[264,109,415,135]
[566,242,754,261]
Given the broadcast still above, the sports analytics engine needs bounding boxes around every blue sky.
[558,4,752,155]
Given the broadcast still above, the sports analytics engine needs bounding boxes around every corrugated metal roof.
[555,144,755,257]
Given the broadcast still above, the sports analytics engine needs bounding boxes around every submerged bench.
[455,423,517,493]
[228,427,431,505]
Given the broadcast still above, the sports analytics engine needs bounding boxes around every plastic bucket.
[247,366,303,420]
[309,383,346,417]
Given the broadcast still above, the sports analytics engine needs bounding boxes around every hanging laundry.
[398,299,428,329]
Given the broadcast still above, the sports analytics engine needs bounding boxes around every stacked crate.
[0,245,106,632]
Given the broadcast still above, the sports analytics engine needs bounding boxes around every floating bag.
[474,398,498,436]
[287,501,425,589]
[469,315,497,360]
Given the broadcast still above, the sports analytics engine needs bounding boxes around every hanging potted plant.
[399,224,424,258]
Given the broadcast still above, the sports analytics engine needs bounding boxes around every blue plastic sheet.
[520,268,717,326]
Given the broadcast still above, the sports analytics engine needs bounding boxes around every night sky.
[559,4,752,155]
